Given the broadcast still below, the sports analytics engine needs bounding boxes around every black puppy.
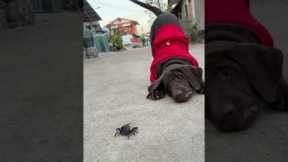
[205,0,288,131]
[206,40,288,131]
[130,0,204,103]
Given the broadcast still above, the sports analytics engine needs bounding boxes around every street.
[84,44,204,162]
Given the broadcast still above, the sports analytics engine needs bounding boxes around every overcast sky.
[87,0,160,33]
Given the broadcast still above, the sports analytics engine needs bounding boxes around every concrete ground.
[84,44,204,162]
[206,1,288,162]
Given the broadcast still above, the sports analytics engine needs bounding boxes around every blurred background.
[83,0,204,57]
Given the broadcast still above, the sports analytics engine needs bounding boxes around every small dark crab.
[114,123,138,139]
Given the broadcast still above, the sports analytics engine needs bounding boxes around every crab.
[114,123,138,139]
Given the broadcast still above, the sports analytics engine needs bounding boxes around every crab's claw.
[130,127,139,135]
[114,128,120,137]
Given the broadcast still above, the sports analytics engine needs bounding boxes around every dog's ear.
[147,74,166,100]
[148,79,162,94]
[226,44,284,103]
[185,67,205,93]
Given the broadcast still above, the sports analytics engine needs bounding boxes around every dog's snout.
[219,102,259,131]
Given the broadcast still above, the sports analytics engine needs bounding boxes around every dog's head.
[206,41,284,131]
[163,68,194,102]
[147,64,204,102]
[206,51,259,131]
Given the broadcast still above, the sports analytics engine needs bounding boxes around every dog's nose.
[219,102,259,131]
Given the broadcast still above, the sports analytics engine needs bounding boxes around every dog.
[130,0,204,103]
[205,0,288,131]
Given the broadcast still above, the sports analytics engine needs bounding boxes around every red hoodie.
[205,0,273,46]
[150,23,199,82]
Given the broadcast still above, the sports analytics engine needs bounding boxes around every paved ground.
[206,1,288,162]
[84,44,204,162]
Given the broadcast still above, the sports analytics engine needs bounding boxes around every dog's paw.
[196,84,205,94]
[271,80,288,111]
[218,103,259,132]
[147,90,165,100]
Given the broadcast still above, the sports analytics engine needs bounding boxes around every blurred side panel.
[0,0,83,161]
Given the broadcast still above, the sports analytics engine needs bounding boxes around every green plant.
[109,29,123,50]
[182,17,203,43]
[190,22,201,42]
[181,16,193,35]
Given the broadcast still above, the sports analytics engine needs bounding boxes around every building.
[0,0,34,30]
[83,1,110,54]
[0,0,83,31]
[0,0,8,30]
[31,0,82,12]
[83,0,101,30]
[169,0,204,30]
[106,18,139,35]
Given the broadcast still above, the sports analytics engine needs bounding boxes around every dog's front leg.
[147,88,166,100]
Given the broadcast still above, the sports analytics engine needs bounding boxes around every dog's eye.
[222,70,229,76]
[219,69,231,80]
